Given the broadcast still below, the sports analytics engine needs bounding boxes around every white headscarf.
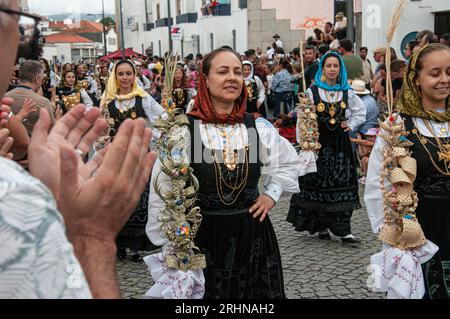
[242,60,254,85]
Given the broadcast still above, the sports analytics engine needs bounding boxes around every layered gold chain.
[412,118,450,176]
[203,124,250,206]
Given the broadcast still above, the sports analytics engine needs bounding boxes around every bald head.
[0,0,20,98]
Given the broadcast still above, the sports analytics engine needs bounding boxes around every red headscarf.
[188,65,248,124]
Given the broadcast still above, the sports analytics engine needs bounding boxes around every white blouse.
[80,90,94,109]
[146,117,302,246]
[245,76,266,105]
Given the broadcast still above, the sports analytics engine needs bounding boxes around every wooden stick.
[385,0,408,115]
[299,40,307,93]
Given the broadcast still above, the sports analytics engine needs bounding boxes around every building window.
[108,38,116,45]
[435,12,450,38]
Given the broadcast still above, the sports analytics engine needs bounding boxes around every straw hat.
[335,12,344,18]
[273,33,281,39]
[351,79,370,95]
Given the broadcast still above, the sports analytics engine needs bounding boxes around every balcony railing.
[143,22,154,31]
[238,0,247,9]
[155,17,174,28]
[211,4,231,16]
[176,13,198,24]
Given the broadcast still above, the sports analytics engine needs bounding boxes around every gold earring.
[321,72,326,82]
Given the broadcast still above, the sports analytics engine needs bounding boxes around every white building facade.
[116,0,308,56]
[362,0,450,61]
[116,0,241,57]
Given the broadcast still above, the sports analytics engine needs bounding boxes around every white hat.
[351,79,370,95]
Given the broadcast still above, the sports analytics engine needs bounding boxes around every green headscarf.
[397,44,450,122]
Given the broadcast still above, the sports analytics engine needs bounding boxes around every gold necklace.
[422,119,450,169]
[117,98,138,119]
[317,89,346,127]
[216,124,238,171]
[412,119,450,175]
[203,124,250,206]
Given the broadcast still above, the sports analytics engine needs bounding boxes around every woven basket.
[390,167,412,184]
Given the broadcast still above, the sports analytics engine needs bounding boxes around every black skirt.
[287,91,360,236]
[416,190,450,299]
[116,179,155,252]
[196,211,285,299]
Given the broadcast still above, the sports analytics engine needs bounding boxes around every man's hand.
[28,105,107,202]
[1,97,29,160]
[249,194,276,222]
[58,118,157,242]
[16,98,37,122]
[0,128,14,159]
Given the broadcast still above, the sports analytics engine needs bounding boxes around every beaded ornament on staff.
[96,66,114,150]
[295,40,321,153]
[153,52,206,272]
[378,0,427,250]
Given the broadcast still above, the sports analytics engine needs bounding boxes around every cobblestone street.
[117,183,385,299]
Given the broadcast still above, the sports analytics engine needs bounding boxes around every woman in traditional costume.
[100,59,164,261]
[287,51,366,243]
[94,64,110,96]
[365,43,450,299]
[56,70,93,114]
[145,47,302,299]
[242,60,266,116]
[172,66,196,112]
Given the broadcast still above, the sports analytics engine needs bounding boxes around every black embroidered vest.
[107,96,146,139]
[188,114,262,213]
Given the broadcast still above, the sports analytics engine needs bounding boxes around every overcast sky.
[29,0,116,16]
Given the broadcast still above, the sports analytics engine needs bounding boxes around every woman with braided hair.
[365,43,450,299]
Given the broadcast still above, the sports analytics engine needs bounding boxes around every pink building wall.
[261,0,362,31]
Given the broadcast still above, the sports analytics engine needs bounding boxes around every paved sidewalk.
[117,185,385,299]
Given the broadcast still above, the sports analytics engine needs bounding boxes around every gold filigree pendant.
[316,103,326,113]
[223,147,238,172]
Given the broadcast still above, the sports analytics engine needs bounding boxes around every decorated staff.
[144,53,206,299]
[295,40,321,175]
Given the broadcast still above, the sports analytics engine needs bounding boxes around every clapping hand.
[0,128,13,159]
[16,98,38,122]
[29,105,108,202]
